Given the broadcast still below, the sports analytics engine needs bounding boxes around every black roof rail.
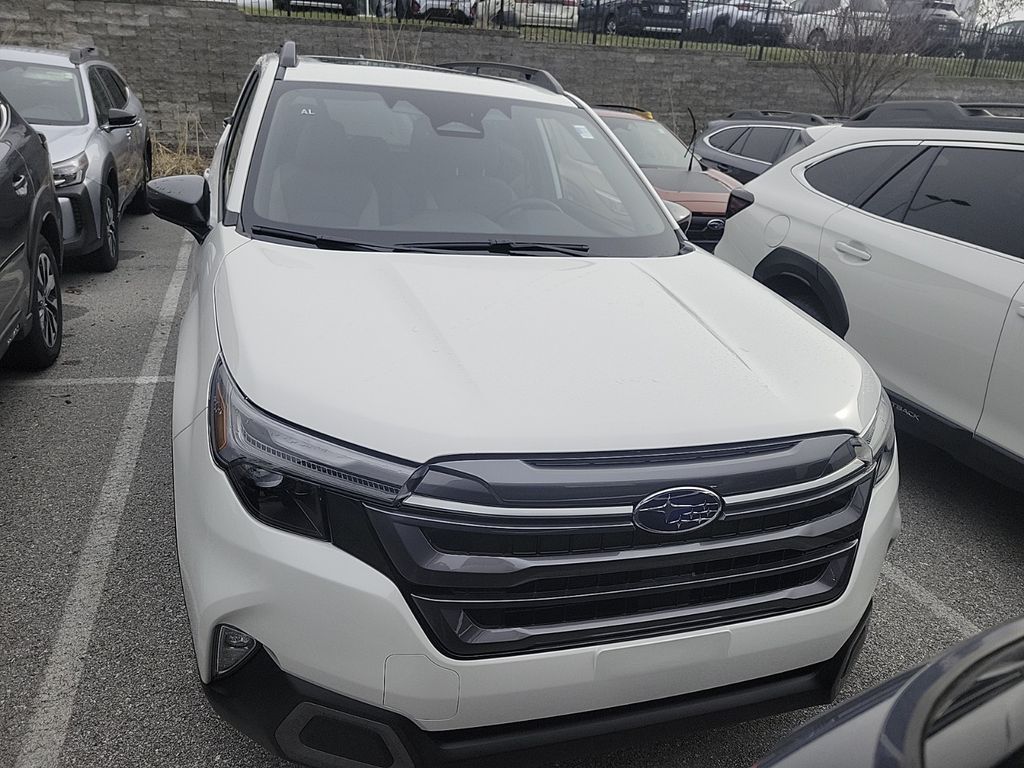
[439,62,564,95]
[68,46,100,65]
[725,109,828,125]
[275,40,297,80]
[848,100,1024,132]
[594,104,655,118]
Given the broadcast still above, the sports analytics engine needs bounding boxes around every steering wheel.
[495,198,563,219]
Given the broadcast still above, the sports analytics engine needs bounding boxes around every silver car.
[0,46,150,271]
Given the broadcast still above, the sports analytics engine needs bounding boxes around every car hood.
[643,167,735,215]
[214,242,879,463]
[31,123,91,164]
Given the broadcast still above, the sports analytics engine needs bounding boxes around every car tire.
[7,240,62,370]
[87,184,119,273]
[604,14,616,33]
[128,141,151,215]
[781,286,830,328]
[807,29,827,49]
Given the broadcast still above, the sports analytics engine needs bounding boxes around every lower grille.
[69,197,84,233]
[358,462,873,658]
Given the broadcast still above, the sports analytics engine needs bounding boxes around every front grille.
[686,215,727,249]
[332,434,874,658]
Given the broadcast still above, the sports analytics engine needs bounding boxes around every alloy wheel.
[35,250,60,350]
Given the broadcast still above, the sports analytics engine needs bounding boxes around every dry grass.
[152,113,211,178]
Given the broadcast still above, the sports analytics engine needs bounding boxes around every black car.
[757,615,1024,768]
[693,110,827,183]
[0,91,63,370]
[613,0,688,37]
[578,0,627,34]
[960,20,1024,61]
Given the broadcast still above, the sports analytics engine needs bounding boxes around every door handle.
[835,241,872,261]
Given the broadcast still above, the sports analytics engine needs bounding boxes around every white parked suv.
[152,43,900,768]
[715,100,1024,492]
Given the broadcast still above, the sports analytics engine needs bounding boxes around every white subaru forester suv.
[151,44,900,768]
[715,100,1024,493]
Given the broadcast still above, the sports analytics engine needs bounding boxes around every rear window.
[707,126,747,151]
[0,61,87,125]
[804,145,920,203]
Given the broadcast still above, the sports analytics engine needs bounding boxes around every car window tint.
[860,148,935,221]
[97,68,127,109]
[904,147,1024,257]
[88,69,114,121]
[707,126,747,151]
[804,145,919,203]
[737,127,791,163]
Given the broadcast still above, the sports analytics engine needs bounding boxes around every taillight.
[725,188,755,218]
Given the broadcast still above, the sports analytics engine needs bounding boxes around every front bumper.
[56,178,102,257]
[205,604,872,768]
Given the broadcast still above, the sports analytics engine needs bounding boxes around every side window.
[222,70,261,213]
[97,68,127,109]
[860,148,936,221]
[803,145,919,203]
[87,69,114,121]
[903,147,1024,257]
[707,126,747,151]
[736,127,791,163]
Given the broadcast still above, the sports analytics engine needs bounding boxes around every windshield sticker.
[574,124,594,140]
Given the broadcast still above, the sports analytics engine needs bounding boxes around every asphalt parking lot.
[1,213,1023,768]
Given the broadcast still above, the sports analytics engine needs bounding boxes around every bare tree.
[793,5,939,116]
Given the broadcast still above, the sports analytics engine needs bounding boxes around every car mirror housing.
[664,201,692,232]
[148,175,211,243]
[106,108,138,129]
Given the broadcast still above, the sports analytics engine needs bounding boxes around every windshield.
[602,115,697,170]
[0,61,87,125]
[242,83,680,257]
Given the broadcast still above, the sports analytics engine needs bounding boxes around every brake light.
[725,188,755,218]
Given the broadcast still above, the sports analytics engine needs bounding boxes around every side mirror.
[148,175,211,242]
[106,108,138,129]
[664,201,692,232]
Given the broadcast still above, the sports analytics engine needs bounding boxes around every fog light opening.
[214,624,259,679]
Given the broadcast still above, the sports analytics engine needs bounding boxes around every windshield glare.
[244,84,678,257]
[603,115,696,170]
[0,61,87,125]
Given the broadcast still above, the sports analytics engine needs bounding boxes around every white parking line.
[14,237,191,768]
[2,375,174,387]
[880,561,981,639]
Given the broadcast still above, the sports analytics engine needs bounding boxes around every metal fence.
[240,0,1024,80]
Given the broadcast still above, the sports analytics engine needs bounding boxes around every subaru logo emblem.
[707,218,726,231]
[633,487,723,534]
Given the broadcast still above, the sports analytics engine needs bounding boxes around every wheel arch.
[39,211,62,273]
[753,247,850,337]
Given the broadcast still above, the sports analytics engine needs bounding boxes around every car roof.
[0,45,78,67]
[281,56,574,106]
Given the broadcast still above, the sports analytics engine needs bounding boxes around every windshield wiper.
[251,225,395,252]
[399,240,591,257]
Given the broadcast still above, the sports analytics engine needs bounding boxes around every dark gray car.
[0,46,150,272]
[0,92,63,369]
[693,110,827,183]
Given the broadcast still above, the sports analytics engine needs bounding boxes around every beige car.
[519,0,578,28]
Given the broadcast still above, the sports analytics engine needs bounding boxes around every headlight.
[857,390,896,482]
[209,359,416,540]
[52,152,89,188]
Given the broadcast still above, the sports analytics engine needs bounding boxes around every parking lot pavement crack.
[13,237,191,768]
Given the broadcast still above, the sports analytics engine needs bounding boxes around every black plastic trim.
[888,392,1024,493]
[848,100,1024,133]
[753,248,851,337]
[203,604,872,768]
[438,62,564,94]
